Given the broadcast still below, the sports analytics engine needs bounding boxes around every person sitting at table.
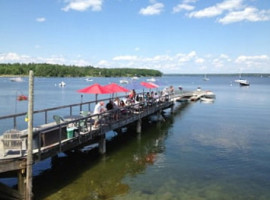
[153,92,159,102]
[93,101,105,128]
[106,100,114,111]
[128,89,136,102]
[114,97,120,107]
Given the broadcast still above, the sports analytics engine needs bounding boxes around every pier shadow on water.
[31,106,188,200]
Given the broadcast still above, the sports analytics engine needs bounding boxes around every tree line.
[0,63,162,77]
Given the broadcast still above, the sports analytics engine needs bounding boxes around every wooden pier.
[0,89,213,199]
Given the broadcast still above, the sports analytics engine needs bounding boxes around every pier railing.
[0,92,174,161]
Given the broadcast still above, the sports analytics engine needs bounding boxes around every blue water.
[0,75,270,200]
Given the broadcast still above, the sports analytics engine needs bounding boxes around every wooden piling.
[136,119,142,134]
[98,134,106,154]
[26,70,34,200]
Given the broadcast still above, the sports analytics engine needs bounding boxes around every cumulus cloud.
[139,2,164,16]
[186,0,270,24]
[188,0,243,18]
[62,0,103,12]
[218,7,270,24]
[235,55,270,67]
[0,52,91,66]
[36,17,46,22]
[1,52,270,73]
[173,4,194,13]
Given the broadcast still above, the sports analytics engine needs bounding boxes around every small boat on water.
[131,76,139,80]
[85,78,93,82]
[10,77,24,82]
[146,77,156,82]
[59,81,66,87]
[203,74,209,81]
[235,79,250,86]
[234,73,250,86]
[200,97,215,103]
[120,79,129,84]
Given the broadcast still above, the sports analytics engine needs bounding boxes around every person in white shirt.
[93,101,105,128]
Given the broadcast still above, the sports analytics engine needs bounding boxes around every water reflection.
[32,116,176,200]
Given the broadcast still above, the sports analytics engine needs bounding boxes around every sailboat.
[203,74,209,81]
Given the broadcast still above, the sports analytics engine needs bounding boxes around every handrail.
[0,93,131,130]
[1,94,174,160]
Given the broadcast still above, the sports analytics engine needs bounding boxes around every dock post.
[18,169,26,197]
[26,70,34,200]
[136,119,142,134]
[98,134,106,154]
[170,104,174,114]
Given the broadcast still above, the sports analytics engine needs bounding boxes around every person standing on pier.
[93,101,105,128]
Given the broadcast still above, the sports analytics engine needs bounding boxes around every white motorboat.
[120,79,129,84]
[59,81,66,87]
[204,91,216,98]
[239,80,250,86]
[200,97,215,103]
[235,78,250,86]
[131,76,139,80]
[146,77,156,82]
[85,78,93,82]
[10,77,24,82]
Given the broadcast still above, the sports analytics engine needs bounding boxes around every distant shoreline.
[1,73,269,78]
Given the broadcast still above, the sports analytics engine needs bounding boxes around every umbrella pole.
[95,94,98,104]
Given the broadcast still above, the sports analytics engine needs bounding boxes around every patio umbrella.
[141,81,159,89]
[77,83,111,103]
[103,83,129,93]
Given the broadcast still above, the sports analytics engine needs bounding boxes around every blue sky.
[0,0,270,74]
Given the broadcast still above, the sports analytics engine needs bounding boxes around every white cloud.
[139,2,164,16]
[236,55,269,64]
[112,55,138,61]
[218,7,270,24]
[188,0,243,18]
[97,60,110,67]
[36,17,46,22]
[186,0,270,24]
[62,0,103,12]
[1,52,270,73]
[0,52,30,62]
[0,52,91,66]
[173,4,194,13]
[195,58,205,64]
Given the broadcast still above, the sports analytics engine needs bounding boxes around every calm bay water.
[0,75,270,200]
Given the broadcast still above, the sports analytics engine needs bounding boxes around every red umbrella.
[141,82,159,89]
[77,83,111,94]
[77,83,111,102]
[103,83,129,93]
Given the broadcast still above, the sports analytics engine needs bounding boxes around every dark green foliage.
[0,63,162,77]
